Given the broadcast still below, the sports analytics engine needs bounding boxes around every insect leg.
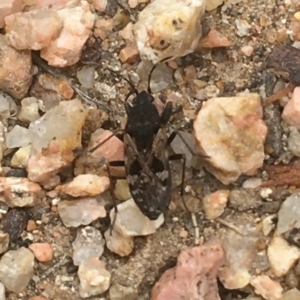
[89,129,124,153]
[105,160,126,234]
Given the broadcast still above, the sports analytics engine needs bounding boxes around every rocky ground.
[1,0,300,299]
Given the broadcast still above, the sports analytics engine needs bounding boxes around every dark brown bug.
[90,63,188,222]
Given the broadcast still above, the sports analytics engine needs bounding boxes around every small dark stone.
[6,168,28,178]
[66,260,78,274]
[2,209,28,242]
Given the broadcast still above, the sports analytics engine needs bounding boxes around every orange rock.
[119,44,140,64]
[29,243,53,262]
[199,29,232,48]
[27,220,37,231]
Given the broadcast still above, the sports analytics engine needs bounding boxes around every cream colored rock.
[267,235,300,277]
[110,198,164,237]
[134,0,207,64]
[11,145,31,168]
[203,190,229,219]
[193,93,267,184]
[250,275,283,300]
[0,0,24,28]
[205,0,223,11]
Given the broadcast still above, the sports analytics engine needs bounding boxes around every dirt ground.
[2,0,300,299]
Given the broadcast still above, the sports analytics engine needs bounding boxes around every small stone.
[29,243,53,262]
[119,22,134,42]
[241,45,254,56]
[58,198,106,228]
[0,247,34,293]
[206,0,223,10]
[0,34,32,99]
[281,288,300,300]
[235,19,251,37]
[288,127,300,157]
[92,0,107,12]
[5,10,62,50]
[78,257,111,298]
[10,145,31,168]
[29,297,48,300]
[250,275,283,300]
[2,209,28,241]
[111,198,164,237]
[262,215,276,236]
[27,220,37,232]
[109,284,138,300]
[27,99,87,182]
[277,193,300,234]
[5,125,30,148]
[199,29,232,48]
[242,178,263,189]
[0,231,9,254]
[72,226,105,266]
[0,0,24,28]
[151,242,224,300]
[282,87,300,129]
[193,93,267,184]
[18,97,41,123]
[114,180,131,201]
[40,175,60,190]
[268,235,300,277]
[0,177,41,207]
[203,190,229,219]
[94,18,113,40]
[77,66,95,88]
[41,1,96,67]
[170,131,196,168]
[56,174,110,197]
[134,0,207,64]
[229,189,262,211]
[119,44,140,64]
[104,229,134,257]
[0,282,5,300]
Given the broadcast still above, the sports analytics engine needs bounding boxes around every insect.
[90,62,189,224]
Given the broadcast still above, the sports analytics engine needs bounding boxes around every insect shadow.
[89,61,194,232]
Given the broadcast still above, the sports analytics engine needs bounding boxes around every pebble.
[2,209,28,241]
[0,0,24,28]
[104,229,134,257]
[151,242,224,300]
[29,296,48,300]
[288,127,300,157]
[110,198,164,237]
[170,131,196,168]
[10,145,31,168]
[0,34,32,99]
[92,0,107,12]
[203,190,229,219]
[5,9,62,50]
[235,19,251,37]
[114,180,131,201]
[134,0,207,63]
[268,236,300,277]
[27,99,88,182]
[27,220,37,231]
[0,231,9,254]
[241,45,254,56]
[0,282,4,300]
[40,175,60,190]
[199,29,232,48]
[205,0,223,11]
[0,247,34,293]
[119,44,140,64]
[29,243,53,262]
[282,87,300,129]
[193,93,267,185]
[77,66,95,88]
[40,0,95,67]
[58,198,106,228]
[281,288,300,300]
[250,275,283,300]
[109,284,138,300]
[56,174,110,197]
[18,97,41,123]
[6,125,30,149]
[78,257,111,298]
[72,226,105,266]
[277,193,300,234]
[0,177,41,207]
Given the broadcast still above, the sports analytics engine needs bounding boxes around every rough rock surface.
[151,242,224,300]
[134,0,207,64]
[193,93,267,184]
